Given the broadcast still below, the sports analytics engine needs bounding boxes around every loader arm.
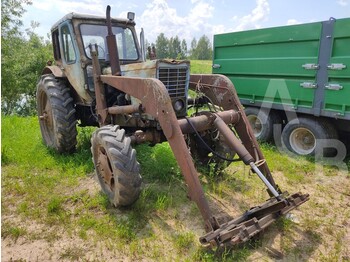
[98,73,218,231]
[91,47,309,247]
[189,74,278,192]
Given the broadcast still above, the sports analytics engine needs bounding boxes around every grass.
[3,115,349,261]
[1,60,349,261]
[190,60,212,74]
[173,231,195,251]
[1,223,27,241]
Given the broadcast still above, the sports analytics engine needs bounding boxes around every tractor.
[36,6,309,247]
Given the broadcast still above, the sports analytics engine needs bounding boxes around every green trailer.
[213,17,350,156]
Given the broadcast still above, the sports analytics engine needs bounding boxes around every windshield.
[80,24,138,60]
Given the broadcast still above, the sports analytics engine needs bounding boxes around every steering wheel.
[85,44,105,59]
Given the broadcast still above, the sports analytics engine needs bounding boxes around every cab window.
[80,24,138,60]
[52,29,61,61]
[61,24,76,63]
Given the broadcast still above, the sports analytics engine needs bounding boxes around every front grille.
[158,67,188,98]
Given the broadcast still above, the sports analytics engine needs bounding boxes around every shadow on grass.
[261,221,322,261]
[46,126,96,174]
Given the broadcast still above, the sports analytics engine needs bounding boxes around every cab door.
[59,21,91,103]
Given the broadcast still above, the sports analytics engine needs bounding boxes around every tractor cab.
[47,12,142,104]
[45,11,190,124]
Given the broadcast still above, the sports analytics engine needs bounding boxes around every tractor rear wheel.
[91,125,142,207]
[36,74,77,153]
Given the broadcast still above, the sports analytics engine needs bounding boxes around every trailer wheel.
[281,117,338,156]
[36,74,77,153]
[91,125,142,207]
[244,107,281,142]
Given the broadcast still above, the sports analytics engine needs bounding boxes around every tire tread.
[91,125,141,207]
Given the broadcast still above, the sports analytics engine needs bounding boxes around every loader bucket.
[200,192,309,246]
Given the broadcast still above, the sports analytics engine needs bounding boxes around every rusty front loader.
[36,6,309,247]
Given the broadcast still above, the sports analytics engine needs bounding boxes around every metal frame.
[313,18,336,116]
[91,47,309,245]
[85,5,310,246]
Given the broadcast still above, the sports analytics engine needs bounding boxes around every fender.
[41,65,65,78]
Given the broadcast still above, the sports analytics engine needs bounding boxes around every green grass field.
[189,60,212,74]
[1,60,350,261]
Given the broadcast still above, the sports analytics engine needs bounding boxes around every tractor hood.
[102,59,190,78]
[102,59,190,117]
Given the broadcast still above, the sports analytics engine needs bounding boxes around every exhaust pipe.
[106,5,121,76]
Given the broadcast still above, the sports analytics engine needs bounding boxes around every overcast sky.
[22,0,350,44]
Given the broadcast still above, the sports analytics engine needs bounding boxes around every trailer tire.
[244,107,281,142]
[36,74,77,153]
[281,116,338,157]
[91,125,142,207]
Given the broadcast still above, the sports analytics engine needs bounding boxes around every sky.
[22,0,350,44]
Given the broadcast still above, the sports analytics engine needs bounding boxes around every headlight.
[174,99,185,112]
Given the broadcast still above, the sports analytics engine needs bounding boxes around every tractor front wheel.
[91,125,142,207]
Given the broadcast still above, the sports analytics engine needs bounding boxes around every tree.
[196,35,212,60]
[1,0,31,114]
[190,35,212,60]
[155,33,169,59]
[149,34,188,60]
[1,0,52,115]
[2,29,52,115]
[150,33,213,60]
[189,38,198,59]
[1,0,32,37]
[180,39,187,59]
[168,36,181,59]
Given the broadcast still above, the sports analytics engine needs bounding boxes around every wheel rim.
[247,115,263,137]
[289,127,316,155]
[39,92,55,146]
[96,147,115,192]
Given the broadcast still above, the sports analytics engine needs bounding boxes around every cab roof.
[51,12,135,32]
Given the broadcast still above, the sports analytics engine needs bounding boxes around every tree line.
[147,33,213,60]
